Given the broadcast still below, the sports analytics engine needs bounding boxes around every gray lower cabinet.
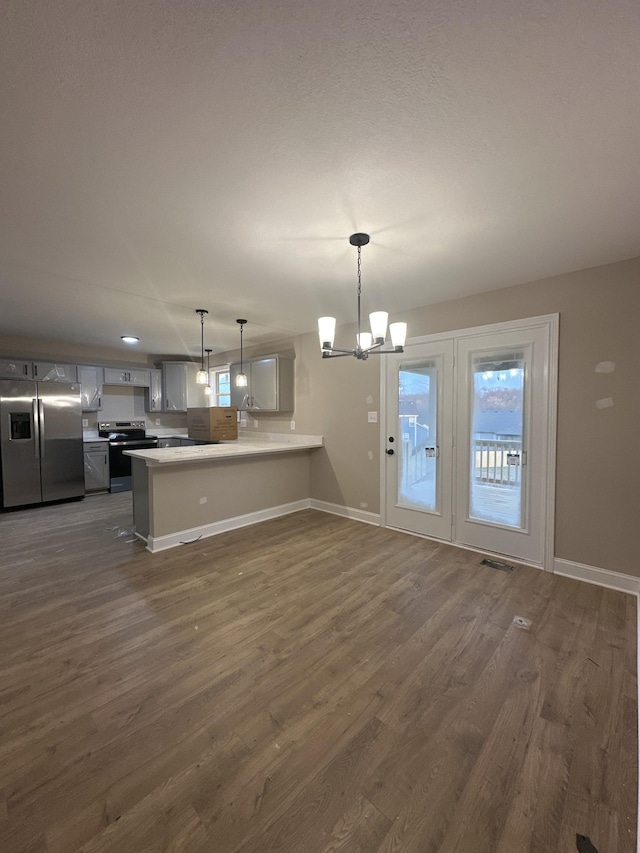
[83,442,109,492]
[79,365,103,411]
[158,437,181,448]
[229,355,294,411]
[0,359,33,379]
[33,362,78,382]
[103,367,150,387]
[158,436,197,448]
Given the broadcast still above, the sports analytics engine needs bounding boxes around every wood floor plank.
[0,493,635,852]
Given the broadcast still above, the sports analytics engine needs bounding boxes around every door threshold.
[384,523,547,572]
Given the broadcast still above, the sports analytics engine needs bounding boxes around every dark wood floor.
[0,493,636,852]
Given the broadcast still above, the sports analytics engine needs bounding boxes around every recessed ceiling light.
[121,335,139,344]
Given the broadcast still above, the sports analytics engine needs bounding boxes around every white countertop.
[124,433,324,467]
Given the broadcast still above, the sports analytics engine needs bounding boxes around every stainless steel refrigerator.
[0,379,85,508]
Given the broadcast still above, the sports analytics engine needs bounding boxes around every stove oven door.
[108,439,158,493]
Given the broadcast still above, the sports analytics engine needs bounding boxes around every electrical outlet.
[155,418,160,425]
[199,497,207,505]
[82,418,88,428]
[253,419,259,428]
[290,420,295,430]
[367,411,378,423]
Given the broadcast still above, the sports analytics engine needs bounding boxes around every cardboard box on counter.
[187,407,238,441]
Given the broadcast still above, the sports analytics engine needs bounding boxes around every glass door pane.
[469,352,525,528]
[384,341,453,542]
[397,361,438,512]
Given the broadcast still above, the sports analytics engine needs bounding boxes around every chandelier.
[318,233,407,359]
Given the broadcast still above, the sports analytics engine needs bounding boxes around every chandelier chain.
[357,245,362,344]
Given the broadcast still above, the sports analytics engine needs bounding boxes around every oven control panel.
[99,421,146,430]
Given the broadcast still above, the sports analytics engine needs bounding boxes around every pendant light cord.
[200,311,205,371]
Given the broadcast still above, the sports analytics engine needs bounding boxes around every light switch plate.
[82,418,88,428]
[368,411,378,423]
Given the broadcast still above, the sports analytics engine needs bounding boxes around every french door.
[383,316,557,567]
[384,340,454,541]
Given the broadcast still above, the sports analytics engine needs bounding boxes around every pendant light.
[204,348,212,396]
[318,233,407,360]
[235,319,248,387]
[195,309,209,383]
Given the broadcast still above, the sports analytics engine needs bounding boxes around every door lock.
[386,448,395,455]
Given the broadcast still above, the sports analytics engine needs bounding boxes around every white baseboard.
[554,557,640,595]
[146,499,311,553]
[145,499,382,553]
[309,499,380,526]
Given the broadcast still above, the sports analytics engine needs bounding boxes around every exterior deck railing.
[401,437,522,486]
[473,438,521,485]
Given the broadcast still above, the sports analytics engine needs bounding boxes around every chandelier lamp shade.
[317,233,407,360]
[235,319,248,387]
[195,309,209,384]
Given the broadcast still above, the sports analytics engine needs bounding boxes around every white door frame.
[379,313,559,571]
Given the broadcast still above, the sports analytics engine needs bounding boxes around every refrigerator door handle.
[38,399,45,458]
[33,399,40,460]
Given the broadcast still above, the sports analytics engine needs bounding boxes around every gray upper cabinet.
[78,365,104,411]
[229,355,294,411]
[161,362,207,412]
[103,367,150,387]
[32,362,78,382]
[145,369,163,412]
[0,359,32,380]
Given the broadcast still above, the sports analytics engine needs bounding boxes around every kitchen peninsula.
[126,433,323,552]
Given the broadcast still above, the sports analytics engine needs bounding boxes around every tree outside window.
[212,367,231,406]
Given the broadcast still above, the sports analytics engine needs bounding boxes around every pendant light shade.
[195,309,209,384]
[317,234,407,360]
[204,348,212,396]
[236,319,248,387]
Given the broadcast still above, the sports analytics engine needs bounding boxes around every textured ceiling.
[1,0,639,358]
